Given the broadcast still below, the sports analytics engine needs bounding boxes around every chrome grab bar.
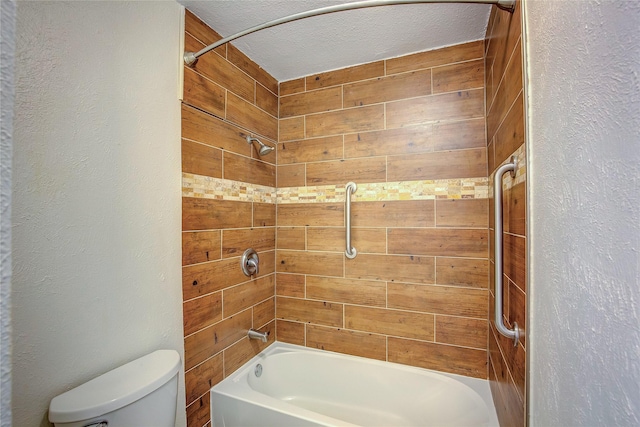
[494,156,520,347]
[345,182,357,259]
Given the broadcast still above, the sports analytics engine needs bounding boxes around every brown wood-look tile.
[257,250,275,277]
[280,86,342,118]
[223,275,275,317]
[184,353,223,406]
[388,337,487,378]
[306,61,384,90]
[185,10,224,48]
[306,276,386,307]
[344,125,433,158]
[183,231,221,266]
[279,116,305,142]
[435,257,489,288]
[182,104,251,157]
[277,164,306,187]
[227,44,278,95]
[278,136,343,164]
[306,105,384,138]
[276,297,343,327]
[183,198,252,231]
[436,199,488,227]
[256,83,278,118]
[345,254,435,284]
[494,93,524,167]
[223,321,275,376]
[505,181,526,236]
[435,315,488,349]
[183,67,226,118]
[222,228,275,258]
[386,40,484,75]
[277,203,343,227]
[386,89,485,129]
[432,59,484,94]
[183,292,222,336]
[186,391,210,427]
[276,250,344,277]
[276,320,305,345]
[486,64,495,118]
[352,200,435,228]
[222,152,276,187]
[306,157,386,185]
[276,227,306,250]
[388,228,488,258]
[344,119,485,159]
[280,78,305,96]
[182,258,245,301]
[504,233,526,291]
[227,92,278,141]
[254,297,275,328]
[276,273,305,298]
[183,252,273,302]
[431,118,487,151]
[306,227,386,254]
[387,148,487,181]
[507,279,526,347]
[182,139,222,178]
[388,282,488,318]
[343,69,432,107]
[346,306,434,341]
[489,325,526,425]
[487,40,522,142]
[486,2,521,111]
[485,6,498,54]
[184,34,254,103]
[184,308,252,370]
[254,203,276,227]
[488,139,496,176]
[306,325,386,361]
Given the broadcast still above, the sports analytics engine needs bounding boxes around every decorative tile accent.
[277,178,488,204]
[182,175,490,204]
[182,173,277,203]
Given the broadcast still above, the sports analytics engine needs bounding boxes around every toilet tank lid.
[49,349,181,423]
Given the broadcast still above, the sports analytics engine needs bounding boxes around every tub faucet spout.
[248,328,269,343]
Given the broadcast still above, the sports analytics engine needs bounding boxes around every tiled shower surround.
[181,2,526,426]
[485,1,527,426]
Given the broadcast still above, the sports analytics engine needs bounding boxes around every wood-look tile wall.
[276,40,490,379]
[181,11,278,427]
[485,1,527,426]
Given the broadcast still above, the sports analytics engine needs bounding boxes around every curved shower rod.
[184,0,515,66]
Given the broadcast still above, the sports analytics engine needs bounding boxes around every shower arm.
[184,0,515,66]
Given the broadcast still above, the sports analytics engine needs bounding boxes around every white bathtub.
[210,342,499,427]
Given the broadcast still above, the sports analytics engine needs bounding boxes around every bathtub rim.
[211,341,499,427]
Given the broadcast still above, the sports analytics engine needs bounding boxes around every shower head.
[247,136,275,156]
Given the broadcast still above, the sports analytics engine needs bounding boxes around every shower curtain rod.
[184,0,515,66]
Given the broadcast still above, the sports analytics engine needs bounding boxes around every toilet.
[49,349,181,427]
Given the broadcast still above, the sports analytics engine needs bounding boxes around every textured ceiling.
[178,0,491,82]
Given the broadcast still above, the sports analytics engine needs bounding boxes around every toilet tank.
[49,349,181,427]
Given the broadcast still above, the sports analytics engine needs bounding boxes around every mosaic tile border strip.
[182,173,489,203]
[277,178,488,204]
[182,173,277,203]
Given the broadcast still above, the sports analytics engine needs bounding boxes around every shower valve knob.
[241,248,259,277]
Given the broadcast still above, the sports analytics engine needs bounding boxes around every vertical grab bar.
[345,182,357,259]
[494,157,520,347]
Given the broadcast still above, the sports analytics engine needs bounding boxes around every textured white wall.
[525,0,640,425]
[12,2,185,426]
[1,1,16,426]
